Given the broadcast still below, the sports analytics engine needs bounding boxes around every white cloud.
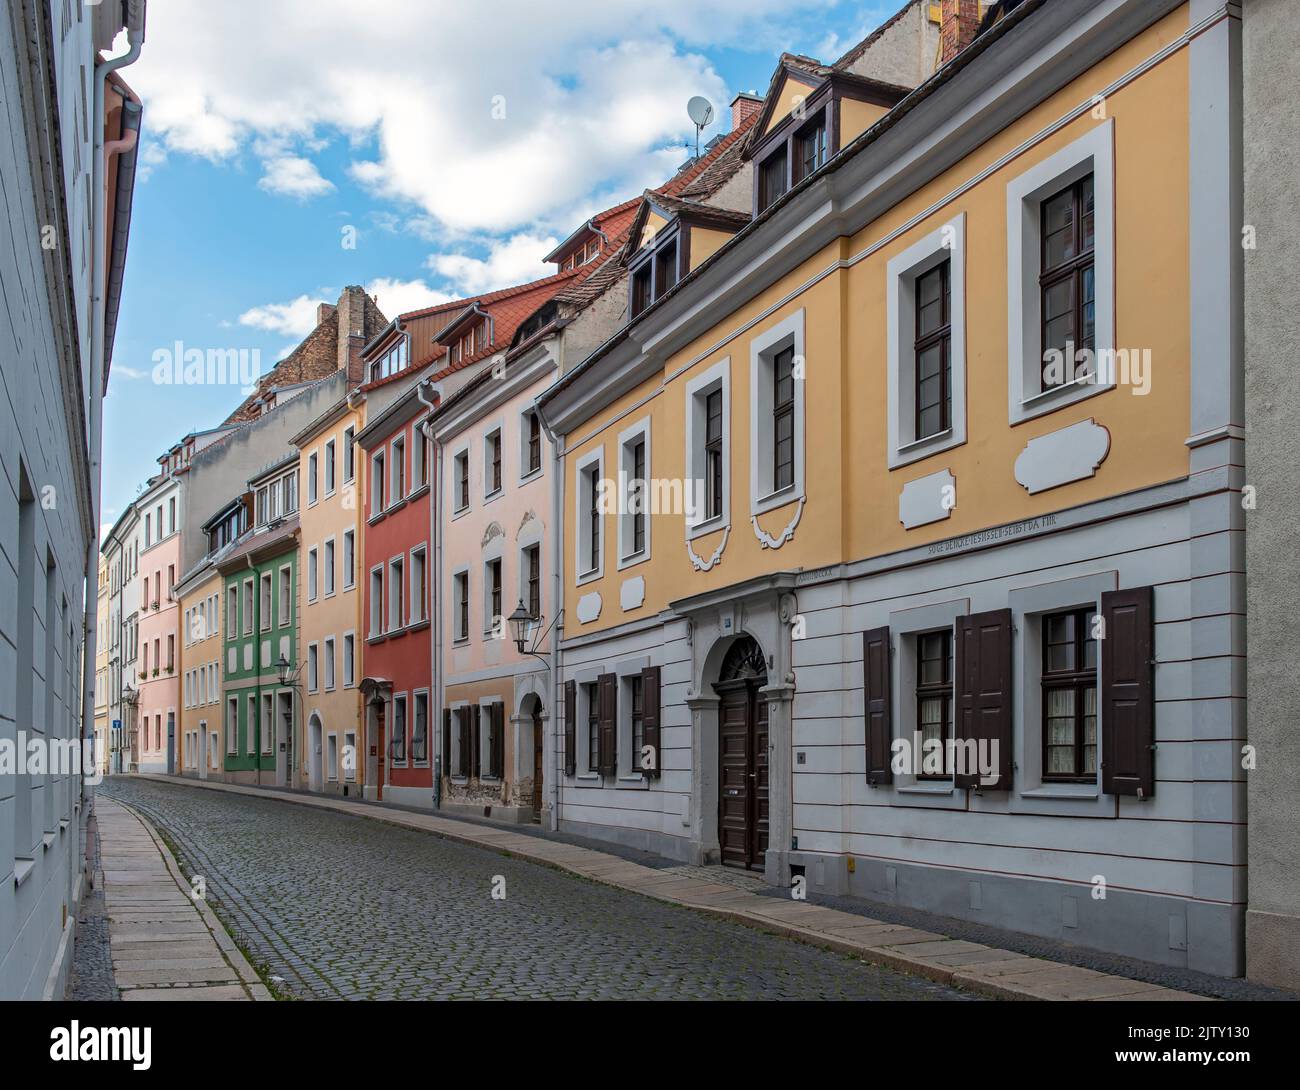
[258,154,334,199]
[365,277,455,317]
[429,233,558,296]
[111,365,148,380]
[125,0,840,233]
[238,294,329,337]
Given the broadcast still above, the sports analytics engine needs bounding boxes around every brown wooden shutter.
[442,708,451,775]
[1101,586,1155,798]
[471,704,481,779]
[955,608,1013,789]
[640,665,661,778]
[490,702,504,779]
[862,627,893,785]
[563,679,577,776]
[597,672,617,777]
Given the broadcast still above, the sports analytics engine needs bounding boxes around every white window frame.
[371,449,386,514]
[519,407,544,482]
[278,565,292,628]
[483,423,504,500]
[327,732,339,782]
[369,565,385,637]
[307,641,319,693]
[390,434,406,504]
[259,572,272,632]
[343,425,356,483]
[227,697,239,755]
[684,358,730,540]
[452,446,470,516]
[574,446,604,584]
[1006,119,1115,425]
[307,546,319,603]
[411,689,430,767]
[324,439,336,497]
[323,536,336,598]
[343,729,357,782]
[391,692,409,767]
[342,529,356,591]
[409,544,427,624]
[342,631,355,688]
[388,554,405,631]
[886,212,968,468]
[452,567,470,644]
[616,416,651,569]
[749,309,806,516]
[323,636,336,692]
[308,450,319,506]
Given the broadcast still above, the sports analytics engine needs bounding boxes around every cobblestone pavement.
[99,777,976,1001]
[67,804,119,1001]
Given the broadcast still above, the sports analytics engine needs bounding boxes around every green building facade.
[218,520,299,783]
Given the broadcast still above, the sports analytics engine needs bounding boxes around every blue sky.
[103,0,898,533]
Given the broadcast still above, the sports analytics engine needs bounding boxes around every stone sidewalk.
[97,797,270,1001]
[129,775,1209,1002]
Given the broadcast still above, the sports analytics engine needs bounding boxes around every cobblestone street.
[98,778,973,1001]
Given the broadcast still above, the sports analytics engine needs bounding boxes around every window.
[166,634,174,671]
[260,693,272,754]
[282,470,298,515]
[344,730,357,781]
[328,734,339,781]
[750,310,805,515]
[793,115,827,184]
[227,698,238,754]
[308,642,319,692]
[524,544,540,619]
[410,547,427,623]
[685,360,729,535]
[772,346,796,491]
[487,702,504,779]
[243,579,253,634]
[453,571,469,642]
[524,411,542,475]
[485,429,502,496]
[914,260,951,440]
[584,682,600,773]
[758,146,788,212]
[576,454,603,578]
[371,449,386,513]
[415,430,430,490]
[631,264,652,319]
[168,564,175,597]
[369,567,384,637]
[279,567,291,627]
[227,587,237,637]
[323,636,335,691]
[654,238,678,298]
[1006,121,1114,424]
[343,633,355,687]
[307,548,319,602]
[144,513,151,547]
[324,440,336,495]
[412,692,428,764]
[628,674,644,773]
[324,539,335,597]
[389,557,404,631]
[916,631,952,779]
[457,708,472,777]
[1039,174,1095,388]
[485,558,502,632]
[454,450,469,512]
[391,436,406,501]
[618,418,650,565]
[1041,608,1098,782]
[886,213,967,465]
[342,530,356,590]
[258,572,271,632]
[308,451,319,505]
[343,426,356,483]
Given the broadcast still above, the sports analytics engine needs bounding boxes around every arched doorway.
[518,692,545,823]
[714,635,769,870]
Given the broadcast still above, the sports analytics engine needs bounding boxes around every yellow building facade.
[176,566,224,779]
[292,396,367,795]
[541,1,1244,975]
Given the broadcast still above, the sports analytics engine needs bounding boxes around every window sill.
[14,858,36,888]
[575,567,603,587]
[889,427,964,470]
[616,774,647,788]
[1020,784,1099,800]
[367,511,387,527]
[616,550,650,573]
[366,633,388,645]
[407,483,431,503]
[42,832,56,852]
[385,496,410,516]
[518,467,543,486]
[751,483,802,519]
[483,489,503,505]
[451,506,470,521]
[896,782,954,796]
[1012,375,1114,426]
[686,515,728,543]
[575,772,601,782]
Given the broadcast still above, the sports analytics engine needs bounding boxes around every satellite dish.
[687,96,715,128]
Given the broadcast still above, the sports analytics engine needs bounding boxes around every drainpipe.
[534,394,564,834]
[83,13,145,816]
[415,380,440,810]
[247,554,261,787]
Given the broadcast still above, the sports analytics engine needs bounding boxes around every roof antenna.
[687,96,714,159]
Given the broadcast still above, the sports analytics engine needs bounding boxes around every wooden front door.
[531,706,544,818]
[373,701,386,802]
[715,636,770,870]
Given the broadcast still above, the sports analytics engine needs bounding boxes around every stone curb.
[125,774,1209,1003]
[105,797,272,1001]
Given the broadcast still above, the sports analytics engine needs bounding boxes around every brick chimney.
[730,91,764,131]
[940,0,981,65]
[316,301,336,327]
[334,286,372,381]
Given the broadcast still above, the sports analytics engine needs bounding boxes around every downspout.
[248,554,261,787]
[534,393,564,834]
[83,17,145,812]
[415,379,440,810]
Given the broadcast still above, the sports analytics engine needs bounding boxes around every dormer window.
[759,149,788,213]
[655,238,679,297]
[631,264,653,319]
[449,319,488,364]
[371,336,408,381]
[794,115,827,184]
